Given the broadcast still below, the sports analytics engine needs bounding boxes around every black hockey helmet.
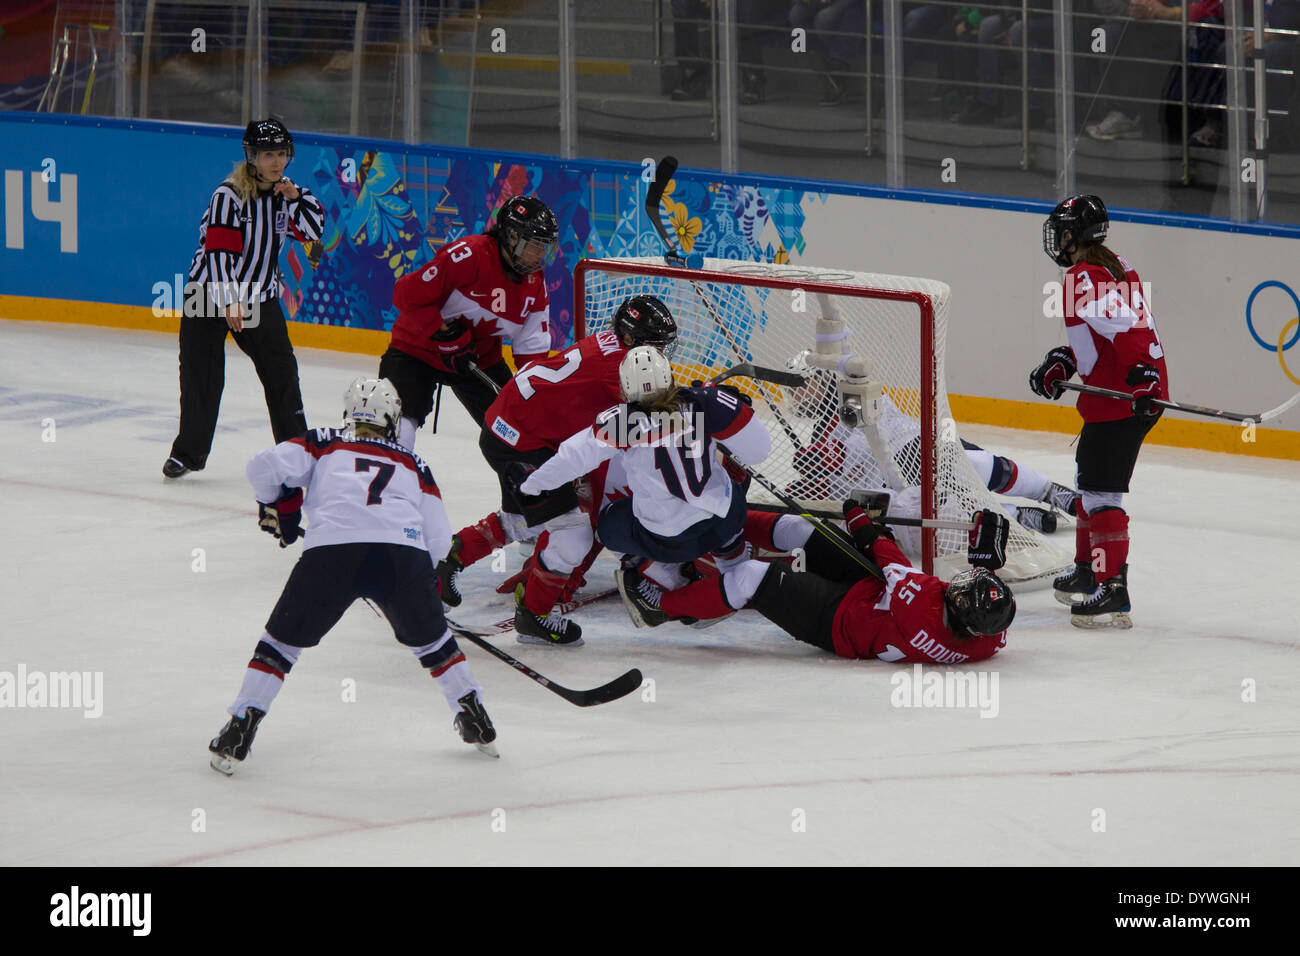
[944,568,1016,638]
[491,195,558,276]
[1043,194,1108,267]
[242,118,294,165]
[613,294,678,357]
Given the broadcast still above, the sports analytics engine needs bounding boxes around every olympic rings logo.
[1245,280,1300,386]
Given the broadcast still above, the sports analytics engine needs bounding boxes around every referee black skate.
[163,118,325,479]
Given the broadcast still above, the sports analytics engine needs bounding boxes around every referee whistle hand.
[273,179,301,201]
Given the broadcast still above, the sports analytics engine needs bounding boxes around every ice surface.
[1,320,1297,866]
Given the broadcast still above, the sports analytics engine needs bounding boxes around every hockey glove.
[1028,347,1077,400]
[503,460,540,498]
[258,486,303,547]
[967,508,1009,570]
[843,500,895,552]
[1126,364,1162,417]
[430,319,476,377]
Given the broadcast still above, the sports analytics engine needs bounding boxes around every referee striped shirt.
[187,180,324,309]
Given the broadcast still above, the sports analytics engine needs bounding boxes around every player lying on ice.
[208,377,499,776]
[782,352,1080,533]
[617,498,1016,665]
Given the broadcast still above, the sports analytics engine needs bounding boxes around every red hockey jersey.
[390,233,551,370]
[484,329,628,453]
[831,538,1006,664]
[1064,258,1170,423]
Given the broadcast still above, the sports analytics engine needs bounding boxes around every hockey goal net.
[574,257,1070,585]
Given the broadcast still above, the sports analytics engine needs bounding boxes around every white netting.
[576,257,1070,586]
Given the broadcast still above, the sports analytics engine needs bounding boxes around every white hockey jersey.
[246,427,452,558]
[521,386,771,537]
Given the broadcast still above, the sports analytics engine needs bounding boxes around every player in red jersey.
[1030,194,1169,628]
[379,196,558,450]
[617,500,1015,664]
[435,295,678,646]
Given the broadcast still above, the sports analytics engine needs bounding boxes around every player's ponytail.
[1076,242,1126,283]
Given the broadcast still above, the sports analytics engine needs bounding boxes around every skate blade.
[209,752,236,776]
[515,633,585,647]
[689,612,735,629]
[614,569,647,629]
[1054,590,1087,607]
[474,741,501,758]
[1070,610,1133,630]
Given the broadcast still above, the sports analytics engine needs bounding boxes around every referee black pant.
[169,296,307,470]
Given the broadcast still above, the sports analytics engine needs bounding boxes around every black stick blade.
[646,155,678,215]
[559,668,645,707]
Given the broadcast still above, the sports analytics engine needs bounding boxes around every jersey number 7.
[356,458,396,505]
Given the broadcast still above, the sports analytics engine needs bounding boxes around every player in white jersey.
[783,358,1079,536]
[207,378,498,774]
[516,347,772,631]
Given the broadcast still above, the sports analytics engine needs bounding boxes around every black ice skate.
[208,707,266,775]
[435,535,464,607]
[453,690,499,758]
[1041,481,1081,516]
[514,586,584,646]
[1015,505,1057,534]
[162,457,191,479]
[615,566,671,629]
[1070,565,1132,629]
[1053,561,1097,607]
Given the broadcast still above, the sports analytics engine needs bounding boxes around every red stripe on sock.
[248,660,284,680]
[429,652,466,678]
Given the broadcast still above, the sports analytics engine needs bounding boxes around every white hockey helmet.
[619,346,674,403]
[342,376,402,439]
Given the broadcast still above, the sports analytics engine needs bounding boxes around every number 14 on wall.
[3,168,78,253]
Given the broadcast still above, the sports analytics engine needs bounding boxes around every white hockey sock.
[230,633,300,717]
[722,559,771,609]
[772,514,814,552]
[398,416,419,451]
[430,659,483,714]
[643,560,689,590]
[1001,461,1052,500]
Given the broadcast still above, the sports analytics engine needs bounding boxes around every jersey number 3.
[356,458,396,505]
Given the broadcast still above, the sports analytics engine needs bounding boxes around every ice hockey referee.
[163,118,324,479]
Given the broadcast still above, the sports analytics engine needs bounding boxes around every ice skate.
[514,585,584,646]
[1041,481,1080,516]
[1052,561,1097,607]
[1070,565,1132,629]
[1015,505,1057,534]
[615,566,671,628]
[208,707,266,775]
[435,535,465,607]
[162,457,190,479]
[453,690,499,757]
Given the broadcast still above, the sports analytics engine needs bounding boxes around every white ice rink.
[2,319,1298,866]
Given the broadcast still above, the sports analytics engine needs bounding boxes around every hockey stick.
[1055,380,1300,424]
[716,443,886,583]
[745,500,976,531]
[446,617,643,707]
[646,157,806,450]
[707,363,807,388]
[466,360,501,396]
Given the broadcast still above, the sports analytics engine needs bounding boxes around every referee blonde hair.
[228,160,258,202]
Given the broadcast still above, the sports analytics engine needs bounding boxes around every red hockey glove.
[1028,347,1077,400]
[1125,364,1162,417]
[430,319,476,377]
[793,440,845,477]
[258,486,303,547]
[843,500,894,551]
[967,508,1009,570]
[721,453,749,484]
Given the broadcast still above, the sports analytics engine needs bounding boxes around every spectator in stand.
[953,0,1055,127]
[902,3,983,116]
[1083,0,1183,142]
[1156,0,1300,147]
[788,0,870,106]
[669,0,788,105]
